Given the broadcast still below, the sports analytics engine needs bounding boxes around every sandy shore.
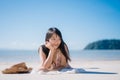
[0,60,120,80]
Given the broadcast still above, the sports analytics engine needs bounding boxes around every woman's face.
[48,33,61,49]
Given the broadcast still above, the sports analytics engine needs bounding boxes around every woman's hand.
[45,41,56,52]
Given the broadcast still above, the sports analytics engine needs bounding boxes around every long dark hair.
[44,27,71,62]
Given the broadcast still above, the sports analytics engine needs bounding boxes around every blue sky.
[0,0,120,50]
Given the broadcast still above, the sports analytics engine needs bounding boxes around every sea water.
[70,50,120,61]
[0,50,120,63]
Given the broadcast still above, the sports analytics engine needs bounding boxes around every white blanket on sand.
[31,68,85,75]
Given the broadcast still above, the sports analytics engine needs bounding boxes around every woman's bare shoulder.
[38,44,45,52]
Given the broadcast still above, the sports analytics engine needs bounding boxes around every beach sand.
[0,60,120,80]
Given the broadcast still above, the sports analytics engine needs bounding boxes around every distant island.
[84,39,120,50]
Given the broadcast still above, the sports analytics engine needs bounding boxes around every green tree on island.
[84,39,120,50]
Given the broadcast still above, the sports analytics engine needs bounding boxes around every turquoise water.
[0,50,120,63]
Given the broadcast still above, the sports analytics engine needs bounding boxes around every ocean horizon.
[0,50,120,63]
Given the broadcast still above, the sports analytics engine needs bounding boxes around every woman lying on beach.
[38,27,71,71]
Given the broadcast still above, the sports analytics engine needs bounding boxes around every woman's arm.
[39,46,55,70]
[39,47,46,67]
[42,50,55,69]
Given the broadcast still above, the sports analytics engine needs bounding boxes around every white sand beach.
[0,60,120,80]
